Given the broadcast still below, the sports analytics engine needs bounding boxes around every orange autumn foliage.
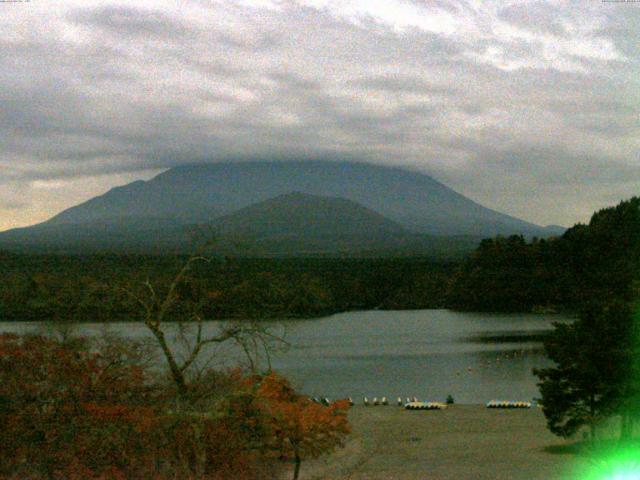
[243,372,350,478]
[0,333,162,479]
[0,335,349,480]
[0,334,280,480]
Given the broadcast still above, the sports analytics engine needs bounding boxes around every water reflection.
[464,331,552,343]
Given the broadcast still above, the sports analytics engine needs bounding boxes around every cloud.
[71,5,191,38]
[0,0,638,230]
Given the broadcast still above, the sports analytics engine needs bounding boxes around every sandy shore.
[300,405,589,480]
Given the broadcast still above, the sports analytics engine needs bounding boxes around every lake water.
[0,309,570,404]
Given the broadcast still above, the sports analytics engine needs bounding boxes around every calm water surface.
[0,309,570,403]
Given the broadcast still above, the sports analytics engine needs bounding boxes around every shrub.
[0,334,286,480]
[245,373,351,480]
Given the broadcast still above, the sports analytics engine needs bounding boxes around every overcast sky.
[1,0,638,231]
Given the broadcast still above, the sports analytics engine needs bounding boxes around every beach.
[302,405,588,480]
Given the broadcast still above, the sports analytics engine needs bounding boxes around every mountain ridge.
[41,160,556,236]
[0,160,565,255]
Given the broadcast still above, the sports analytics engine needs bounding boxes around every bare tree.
[126,250,286,399]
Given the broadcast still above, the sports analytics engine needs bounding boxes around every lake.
[0,309,570,404]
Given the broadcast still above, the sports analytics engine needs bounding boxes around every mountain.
[540,225,567,237]
[0,160,563,255]
[43,160,556,235]
[0,217,189,253]
[0,191,481,257]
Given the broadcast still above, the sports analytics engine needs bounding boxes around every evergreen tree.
[534,300,635,439]
[447,197,640,313]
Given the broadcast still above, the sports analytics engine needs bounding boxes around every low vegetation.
[0,333,350,480]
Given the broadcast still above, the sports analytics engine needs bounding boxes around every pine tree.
[534,300,634,440]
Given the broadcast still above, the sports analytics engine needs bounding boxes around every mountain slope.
[0,217,188,253]
[208,192,483,257]
[42,160,555,237]
[0,192,481,257]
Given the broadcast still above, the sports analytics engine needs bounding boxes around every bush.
[0,333,282,479]
[244,373,351,480]
[0,334,350,480]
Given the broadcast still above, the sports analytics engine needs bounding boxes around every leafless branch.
[123,244,287,399]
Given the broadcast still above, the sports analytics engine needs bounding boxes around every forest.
[448,197,640,313]
[0,255,454,322]
[1,197,638,322]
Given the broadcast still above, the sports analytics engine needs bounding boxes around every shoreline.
[0,306,570,324]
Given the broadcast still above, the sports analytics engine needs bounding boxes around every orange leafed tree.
[0,333,162,479]
[0,333,283,480]
[249,373,350,480]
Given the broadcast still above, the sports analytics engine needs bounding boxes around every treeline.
[528,198,640,442]
[442,196,640,441]
[0,255,454,322]
[448,197,640,312]
[3,197,638,322]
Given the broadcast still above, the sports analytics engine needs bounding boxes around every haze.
[2,0,639,232]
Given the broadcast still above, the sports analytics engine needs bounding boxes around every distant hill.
[0,160,563,256]
[210,192,480,257]
[215,192,406,238]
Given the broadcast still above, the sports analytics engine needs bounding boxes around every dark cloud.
[471,145,639,186]
[347,75,458,95]
[71,5,191,39]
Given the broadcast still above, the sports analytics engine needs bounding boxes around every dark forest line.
[448,197,640,312]
[1,197,637,322]
[0,255,454,322]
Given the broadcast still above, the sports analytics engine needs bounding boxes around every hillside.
[447,197,640,312]
[0,192,480,257]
